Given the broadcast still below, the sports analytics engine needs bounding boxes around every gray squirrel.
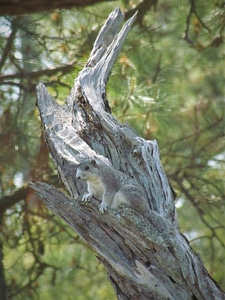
[76,158,148,214]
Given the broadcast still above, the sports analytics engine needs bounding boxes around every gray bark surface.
[31,8,225,300]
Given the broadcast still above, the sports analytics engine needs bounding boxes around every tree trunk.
[31,8,225,300]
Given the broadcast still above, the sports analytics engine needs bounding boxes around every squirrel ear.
[91,159,97,166]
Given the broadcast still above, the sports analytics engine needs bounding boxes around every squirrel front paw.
[82,193,92,202]
[99,202,107,214]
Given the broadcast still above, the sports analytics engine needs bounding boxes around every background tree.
[0,1,224,299]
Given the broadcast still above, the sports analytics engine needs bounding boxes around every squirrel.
[76,158,148,214]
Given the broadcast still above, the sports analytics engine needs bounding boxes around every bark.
[32,8,225,300]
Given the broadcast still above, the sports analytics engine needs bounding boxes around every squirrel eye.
[85,166,89,171]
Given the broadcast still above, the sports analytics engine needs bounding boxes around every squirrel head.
[76,158,99,181]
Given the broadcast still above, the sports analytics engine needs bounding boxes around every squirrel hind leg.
[110,191,128,209]
[119,185,149,213]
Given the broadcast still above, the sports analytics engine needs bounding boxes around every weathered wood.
[33,8,225,300]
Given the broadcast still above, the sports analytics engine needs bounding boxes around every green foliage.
[0,0,225,298]
[4,211,115,299]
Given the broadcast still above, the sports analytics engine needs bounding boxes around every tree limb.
[32,8,225,299]
[0,0,116,16]
[0,186,28,213]
[0,16,21,71]
[0,61,76,82]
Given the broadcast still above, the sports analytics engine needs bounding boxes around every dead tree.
[31,9,225,300]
